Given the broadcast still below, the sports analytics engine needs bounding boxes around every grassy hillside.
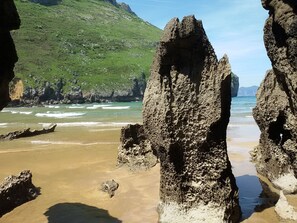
[12,0,162,98]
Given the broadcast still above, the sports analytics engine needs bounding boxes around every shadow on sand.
[236,175,279,221]
[44,203,122,223]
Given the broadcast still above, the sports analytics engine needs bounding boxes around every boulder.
[0,170,39,217]
[0,0,20,110]
[252,0,297,193]
[143,15,241,222]
[118,124,158,170]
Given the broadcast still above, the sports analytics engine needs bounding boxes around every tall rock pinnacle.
[143,15,241,222]
[252,0,297,193]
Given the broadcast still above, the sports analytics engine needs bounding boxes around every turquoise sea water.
[0,96,256,132]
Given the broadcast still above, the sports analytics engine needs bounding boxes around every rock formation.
[0,170,39,217]
[118,124,158,170]
[100,179,119,198]
[0,0,20,110]
[231,72,239,97]
[0,123,56,141]
[143,15,241,222]
[252,0,297,193]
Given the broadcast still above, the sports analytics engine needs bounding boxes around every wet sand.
[0,125,296,222]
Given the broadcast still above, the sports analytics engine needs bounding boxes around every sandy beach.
[0,112,296,223]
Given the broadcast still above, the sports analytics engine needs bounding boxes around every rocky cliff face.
[143,16,241,222]
[252,0,297,193]
[0,0,20,110]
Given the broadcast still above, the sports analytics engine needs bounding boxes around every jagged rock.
[100,179,119,198]
[0,170,39,217]
[252,0,297,193]
[143,15,241,222]
[118,124,158,170]
[0,123,57,140]
[231,72,239,97]
[0,0,20,110]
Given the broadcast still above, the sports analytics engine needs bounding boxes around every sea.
[0,96,256,132]
[0,96,267,220]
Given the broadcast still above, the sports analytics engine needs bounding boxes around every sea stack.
[0,0,20,110]
[143,16,241,222]
[252,0,297,193]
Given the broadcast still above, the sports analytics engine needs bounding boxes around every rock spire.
[143,15,241,222]
[252,0,297,193]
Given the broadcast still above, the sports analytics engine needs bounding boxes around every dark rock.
[118,124,158,170]
[231,72,239,97]
[252,0,297,194]
[0,123,57,140]
[0,0,20,110]
[104,0,136,16]
[0,170,39,217]
[100,179,119,198]
[142,15,241,222]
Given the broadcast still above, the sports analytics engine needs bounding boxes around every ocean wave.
[45,105,60,109]
[102,106,130,110]
[68,105,86,109]
[245,115,253,118]
[40,122,134,128]
[10,111,33,115]
[35,112,86,118]
[86,104,111,110]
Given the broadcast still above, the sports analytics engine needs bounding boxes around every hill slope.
[12,0,162,103]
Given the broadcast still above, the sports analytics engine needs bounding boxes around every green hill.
[12,0,162,103]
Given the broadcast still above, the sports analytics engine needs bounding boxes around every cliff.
[10,0,161,105]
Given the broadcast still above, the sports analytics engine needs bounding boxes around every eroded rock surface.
[0,0,20,110]
[0,170,38,217]
[118,124,158,170]
[143,15,241,222]
[252,0,297,193]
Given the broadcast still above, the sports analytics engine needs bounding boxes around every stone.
[0,170,39,217]
[0,0,20,110]
[231,72,239,97]
[252,0,297,193]
[100,179,119,198]
[143,15,241,222]
[117,124,158,170]
[275,191,297,221]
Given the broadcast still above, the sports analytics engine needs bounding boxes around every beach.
[0,98,295,222]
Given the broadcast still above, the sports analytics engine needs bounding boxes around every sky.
[122,0,272,87]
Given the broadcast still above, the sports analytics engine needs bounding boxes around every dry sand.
[0,126,296,222]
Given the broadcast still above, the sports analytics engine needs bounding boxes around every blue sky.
[123,0,271,87]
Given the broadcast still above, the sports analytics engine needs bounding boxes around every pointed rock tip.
[161,17,180,42]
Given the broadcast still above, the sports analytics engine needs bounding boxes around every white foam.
[102,106,130,110]
[68,105,86,109]
[86,104,111,109]
[45,105,60,109]
[9,111,33,115]
[40,122,134,128]
[245,115,253,118]
[35,112,85,118]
